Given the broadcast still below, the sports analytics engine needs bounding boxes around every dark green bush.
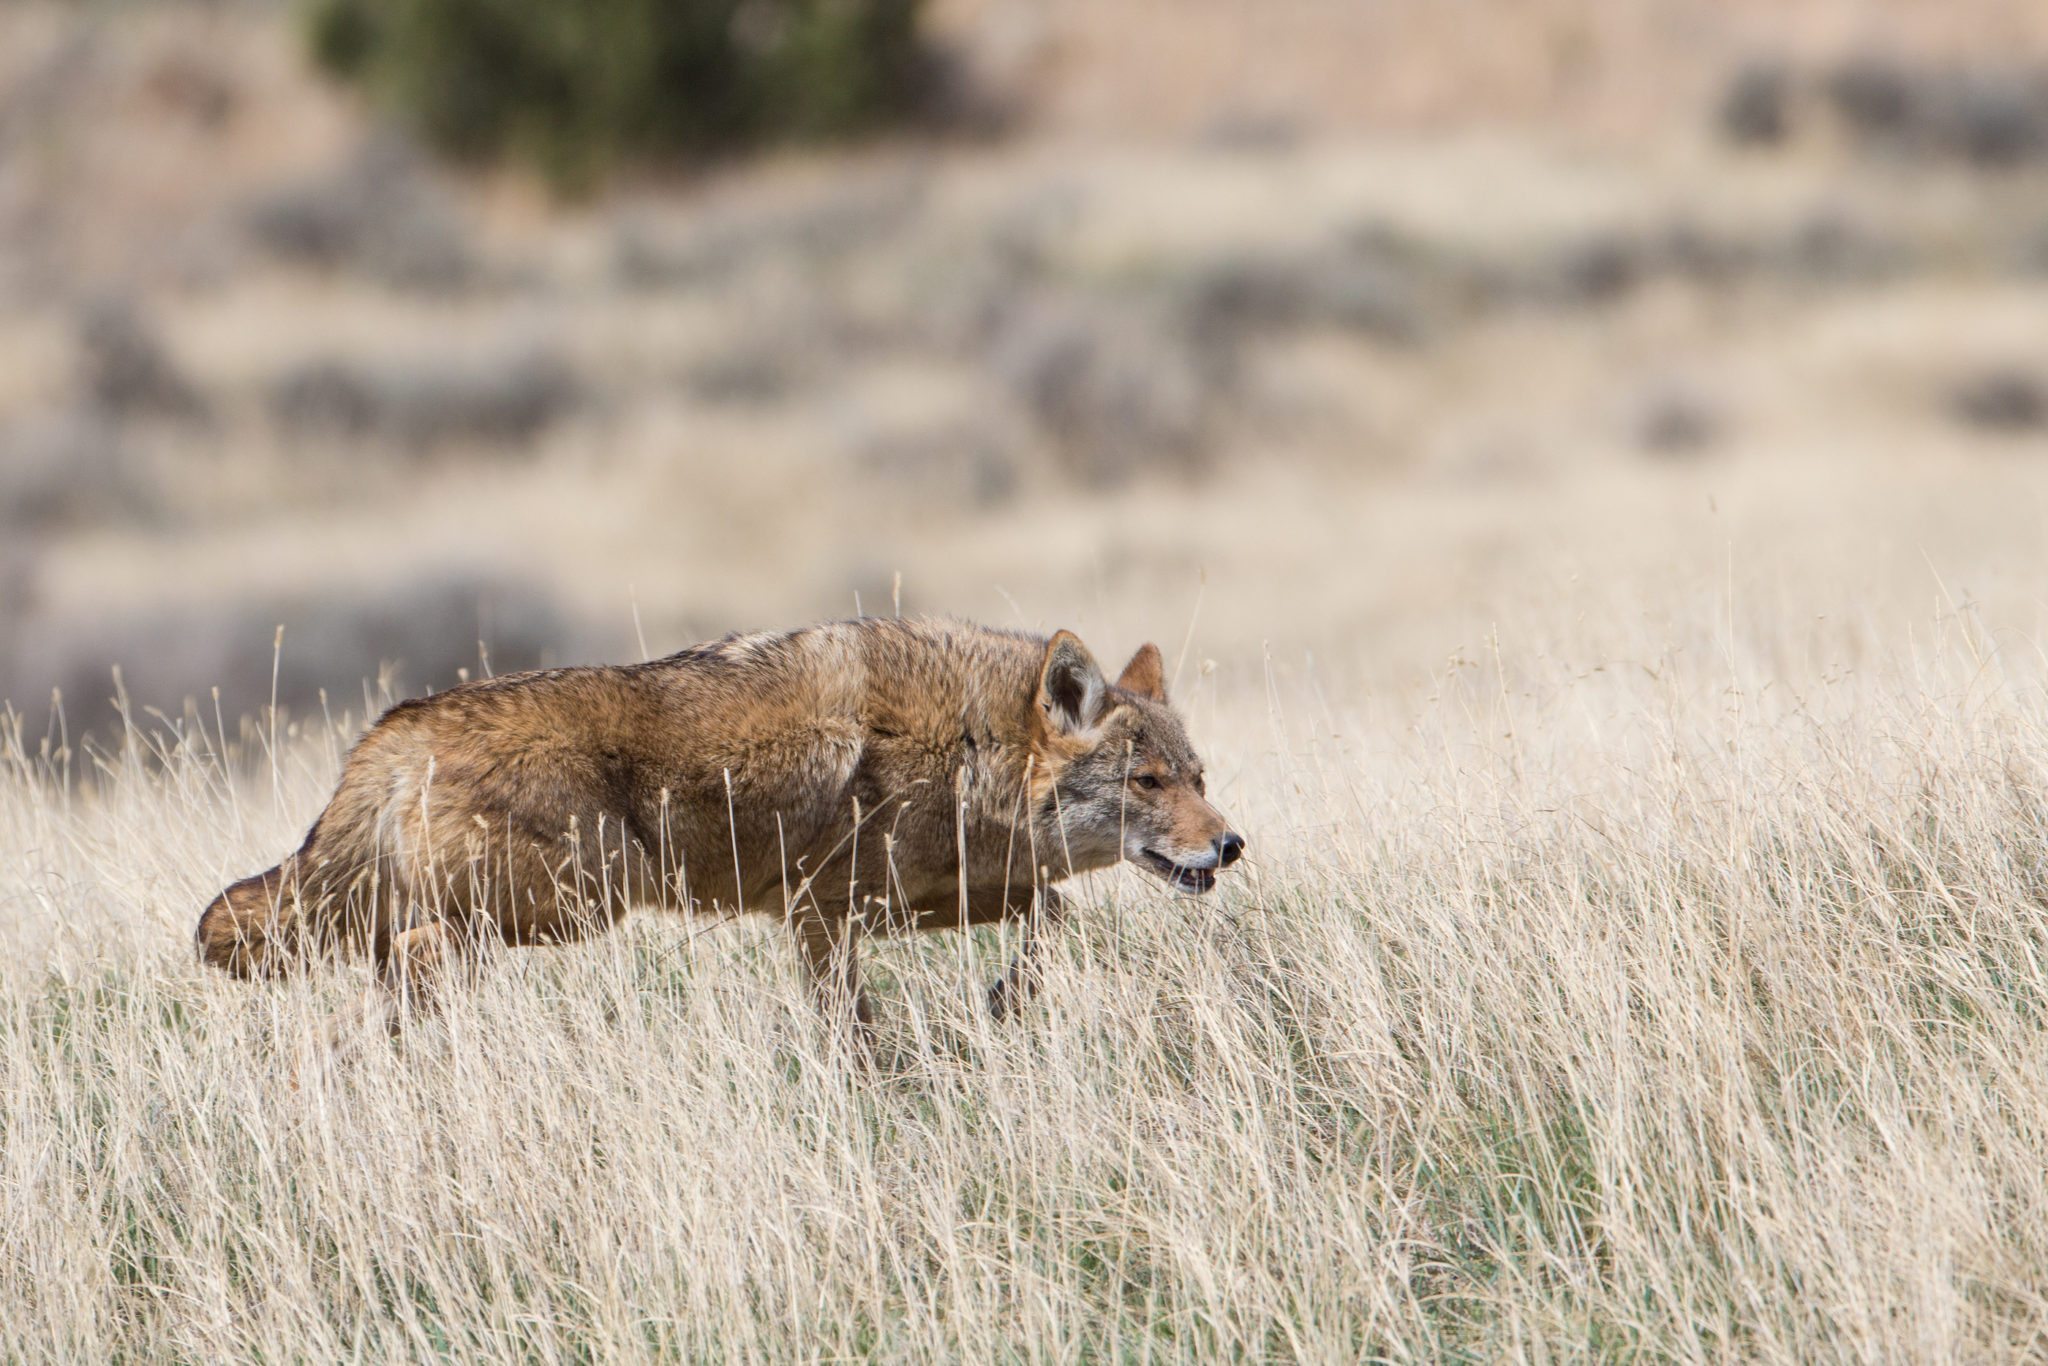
[306,0,930,191]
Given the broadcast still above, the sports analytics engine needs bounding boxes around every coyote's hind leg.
[376,920,473,1026]
[318,918,479,1059]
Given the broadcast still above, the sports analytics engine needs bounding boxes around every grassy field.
[7,604,2048,1360]
[9,1,2048,1358]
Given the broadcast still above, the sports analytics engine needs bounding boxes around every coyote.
[196,618,1244,1031]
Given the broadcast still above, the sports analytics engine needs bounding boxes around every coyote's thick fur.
[197,618,1243,1029]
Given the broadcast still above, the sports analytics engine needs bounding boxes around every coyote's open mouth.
[1138,848,1219,895]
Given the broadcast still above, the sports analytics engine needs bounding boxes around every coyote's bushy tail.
[199,798,398,976]
[196,854,303,978]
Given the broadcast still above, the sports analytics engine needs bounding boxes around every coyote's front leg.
[988,885,1068,1021]
[791,908,876,1036]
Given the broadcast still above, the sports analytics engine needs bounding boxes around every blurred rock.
[268,346,583,451]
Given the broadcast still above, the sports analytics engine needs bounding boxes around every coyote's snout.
[197,618,1243,1032]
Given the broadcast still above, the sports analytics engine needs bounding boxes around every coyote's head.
[1028,631,1245,893]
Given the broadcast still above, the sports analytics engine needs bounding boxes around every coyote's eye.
[1194,773,1206,796]
[1133,773,1161,791]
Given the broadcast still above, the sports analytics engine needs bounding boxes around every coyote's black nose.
[1216,832,1246,867]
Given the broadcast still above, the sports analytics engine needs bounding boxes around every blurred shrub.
[1,571,583,735]
[1725,54,2048,169]
[306,0,931,191]
[1627,379,1726,458]
[1181,243,1425,344]
[243,133,473,289]
[0,411,155,532]
[1824,58,2048,167]
[682,343,807,405]
[1949,368,2048,434]
[268,346,583,451]
[76,300,208,424]
[1717,60,1790,146]
[852,415,1021,509]
[990,295,1216,488]
[612,168,927,287]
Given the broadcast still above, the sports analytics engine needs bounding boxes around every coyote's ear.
[1037,630,1108,737]
[1115,643,1166,702]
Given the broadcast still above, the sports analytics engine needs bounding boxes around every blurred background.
[5,0,2048,740]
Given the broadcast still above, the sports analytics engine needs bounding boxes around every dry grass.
[10,4,2048,1356]
[6,605,2048,1360]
